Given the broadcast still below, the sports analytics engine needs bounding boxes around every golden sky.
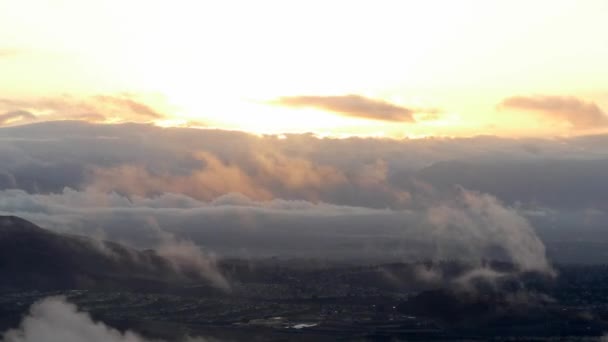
[1,0,607,137]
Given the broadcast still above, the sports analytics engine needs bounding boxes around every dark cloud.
[274,94,418,122]
[500,95,608,129]
[0,110,36,125]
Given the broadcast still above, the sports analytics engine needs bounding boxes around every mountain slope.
[0,216,199,291]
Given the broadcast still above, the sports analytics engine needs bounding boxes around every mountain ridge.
[0,215,215,292]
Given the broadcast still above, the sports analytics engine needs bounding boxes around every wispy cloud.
[274,94,426,122]
[500,95,608,129]
[0,110,36,125]
[94,95,163,119]
[0,94,165,126]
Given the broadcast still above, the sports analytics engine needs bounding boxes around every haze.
[2,1,608,341]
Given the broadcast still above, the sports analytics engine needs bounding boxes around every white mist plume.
[425,188,554,275]
[1,297,216,342]
[144,216,230,290]
[157,234,230,290]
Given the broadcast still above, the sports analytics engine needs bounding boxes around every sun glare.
[1,0,606,137]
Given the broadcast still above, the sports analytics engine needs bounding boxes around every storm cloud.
[500,95,608,129]
[274,95,419,122]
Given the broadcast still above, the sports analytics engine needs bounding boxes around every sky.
[1,1,608,273]
[1,0,608,137]
[3,4,608,339]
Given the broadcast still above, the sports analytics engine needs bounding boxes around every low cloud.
[153,227,230,290]
[500,95,608,129]
[426,188,552,274]
[2,121,608,210]
[1,297,214,342]
[88,150,356,204]
[274,94,419,122]
[0,94,165,126]
[0,187,554,275]
[0,110,36,125]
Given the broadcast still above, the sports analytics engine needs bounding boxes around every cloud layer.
[0,187,553,274]
[1,121,608,209]
[1,121,607,265]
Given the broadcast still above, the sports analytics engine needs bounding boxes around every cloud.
[274,94,419,122]
[417,158,608,210]
[426,188,552,273]
[156,236,229,290]
[1,297,214,342]
[3,120,608,273]
[2,121,608,210]
[0,94,164,126]
[89,155,275,202]
[88,150,354,204]
[500,95,608,129]
[1,297,149,342]
[93,95,163,119]
[0,187,554,275]
[0,110,36,125]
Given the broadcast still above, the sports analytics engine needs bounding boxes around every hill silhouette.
[0,216,203,291]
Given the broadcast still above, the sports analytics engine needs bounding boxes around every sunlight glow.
[1,0,607,137]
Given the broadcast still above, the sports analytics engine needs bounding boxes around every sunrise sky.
[1,0,607,137]
[4,0,608,285]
